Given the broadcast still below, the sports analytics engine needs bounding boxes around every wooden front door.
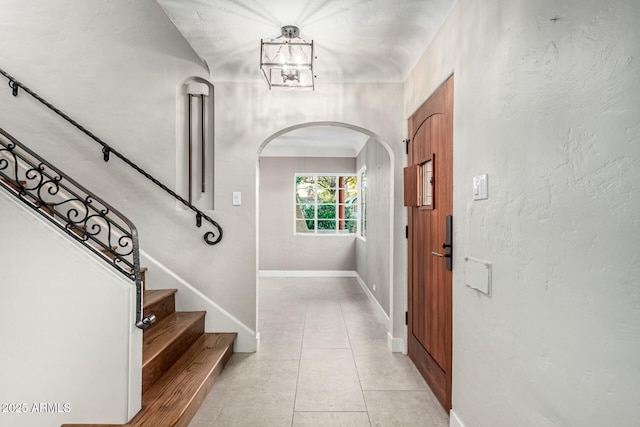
[404,76,453,411]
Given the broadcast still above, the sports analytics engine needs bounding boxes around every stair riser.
[142,315,204,393]
[145,293,175,323]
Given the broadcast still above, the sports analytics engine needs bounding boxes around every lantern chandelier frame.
[260,25,315,90]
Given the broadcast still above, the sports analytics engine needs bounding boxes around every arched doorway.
[255,121,395,346]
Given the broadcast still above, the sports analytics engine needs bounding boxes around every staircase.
[0,176,236,426]
[1,102,234,426]
[63,275,236,427]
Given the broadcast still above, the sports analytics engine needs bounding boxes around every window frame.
[358,166,367,240]
[293,172,359,236]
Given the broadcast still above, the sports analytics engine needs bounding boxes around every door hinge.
[405,311,408,325]
[405,225,409,239]
[403,138,410,155]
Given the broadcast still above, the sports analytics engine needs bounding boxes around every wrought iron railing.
[0,67,223,245]
[0,127,155,330]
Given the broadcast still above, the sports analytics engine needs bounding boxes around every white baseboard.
[141,251,258,352]
[387,332,406,353]
[259,270,357,278]
[354,275,407,354]
[354,273,390,330]
[450,410,466,427]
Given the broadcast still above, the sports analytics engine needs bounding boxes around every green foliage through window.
[295,174,359,234]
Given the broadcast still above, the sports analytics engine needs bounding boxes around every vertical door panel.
[405,76,453,411]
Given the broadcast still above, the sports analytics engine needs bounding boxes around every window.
[295,174,358,234]
[359,167,367,238]
[421,156,433,209]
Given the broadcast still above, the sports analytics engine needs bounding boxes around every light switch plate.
[232,191,241,206]
[473,174,488,200]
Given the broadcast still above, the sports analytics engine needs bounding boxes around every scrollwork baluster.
[0,127,154,330]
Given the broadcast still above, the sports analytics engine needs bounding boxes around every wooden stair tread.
[142,311,205,393]
[38,201,55,217]
[133,333,236,426]
[1,179,54,216]
[98,246,118,260]
[61,333,236,427]
[0,178,26,190]
[0,178,26,191]
[144,289,177,309]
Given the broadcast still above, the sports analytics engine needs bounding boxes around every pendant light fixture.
[260,25,314,90]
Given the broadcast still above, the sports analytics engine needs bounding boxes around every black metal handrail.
[0,67,223,245]
[0,127,155,330]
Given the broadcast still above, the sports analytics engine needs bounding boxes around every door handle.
[438,216,453,270]
[445,215,452,271]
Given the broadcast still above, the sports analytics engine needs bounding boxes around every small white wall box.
[464,256,492,296]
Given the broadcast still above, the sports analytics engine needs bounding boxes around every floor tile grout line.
[293,410,371,413]
[291,296,308,427]
[340,297,373,427]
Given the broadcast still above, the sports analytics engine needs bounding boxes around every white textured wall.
[405,0,640,425]
[355,140,393,315]
[0,192,141,427]
[259,156,357,272]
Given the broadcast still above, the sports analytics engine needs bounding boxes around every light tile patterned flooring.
[190,277,449,427]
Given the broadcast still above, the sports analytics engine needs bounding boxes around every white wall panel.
[0,191,141,426]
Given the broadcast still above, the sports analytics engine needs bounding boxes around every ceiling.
[156,0,456,83]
